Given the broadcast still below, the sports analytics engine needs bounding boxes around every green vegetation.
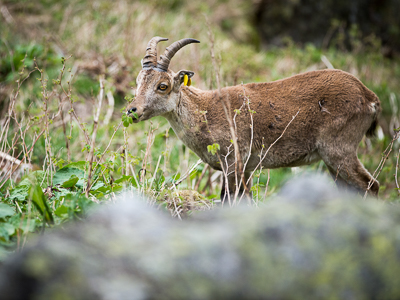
[0,0,399,258]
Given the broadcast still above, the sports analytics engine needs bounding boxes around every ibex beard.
[127,36,381,202]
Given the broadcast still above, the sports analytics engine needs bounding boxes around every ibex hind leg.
[322,152,379,197]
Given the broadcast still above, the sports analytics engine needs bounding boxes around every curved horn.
[142,37,169,69]
[157,38,200,71]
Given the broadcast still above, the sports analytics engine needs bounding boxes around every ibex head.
[127,37,200,122]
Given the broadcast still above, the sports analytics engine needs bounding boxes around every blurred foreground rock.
[1,175,400,299]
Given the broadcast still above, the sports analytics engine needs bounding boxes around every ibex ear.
[175,70,195,88]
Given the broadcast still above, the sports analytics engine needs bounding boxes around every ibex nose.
[127,107,137,114]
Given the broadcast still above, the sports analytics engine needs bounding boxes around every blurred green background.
[0,0,399,203]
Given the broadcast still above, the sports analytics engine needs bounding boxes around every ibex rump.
[127,37,381,200]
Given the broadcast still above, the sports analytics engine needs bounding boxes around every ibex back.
[127,37,381,200]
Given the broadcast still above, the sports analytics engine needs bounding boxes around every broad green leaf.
[54,205,68,217]
[10,215,38,233]
[0,226,10,241]
[0,203,15,219]
[53,189,75,201]
[61,161,86,171]
[0,222,15,242]
[61,175,79,188]
[0,223,15,237]
[30,184,53,224]
[111,185,123,193]
[9,183,30,202]
[207,143,220,155]
[91,181,105,191]
[131,112,139,120]
[9,171,45,201]
[53,163,86,187]
[114,175,137,187]
[92,185,111,194]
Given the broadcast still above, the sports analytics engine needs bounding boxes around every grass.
[0,0,399,258]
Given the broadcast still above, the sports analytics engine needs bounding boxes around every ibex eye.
[159,84,168,90]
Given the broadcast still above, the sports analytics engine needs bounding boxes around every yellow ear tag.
[188,78,192,86]
[183,74,189,86]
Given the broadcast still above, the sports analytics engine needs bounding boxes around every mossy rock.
[1,176,400,299]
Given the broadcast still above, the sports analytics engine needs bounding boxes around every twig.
[170,159,203,190]
[36,61,55,185]
[129,164,140,190]
[85,76,104,197]
[99,121,122,161]
[140,122,159,191]
[395,146,400,194]
[207,18,248,201]
[246,110,300,186]
[123,127,128,176]
[104,91,115,125]
[149,155,162,191]
[58,56,91,145]
[194,164,209,191]
[0,65,37,155]
[364,130,400,199]
[263,169,271,201]
[59,94,70,162]
[0,129,45,189]
[237,86,255,204]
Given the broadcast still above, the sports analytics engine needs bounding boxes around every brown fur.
[128,65,381,199]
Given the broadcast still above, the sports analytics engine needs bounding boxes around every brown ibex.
[127,37,381,200]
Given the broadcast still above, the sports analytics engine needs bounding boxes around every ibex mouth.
[130,114,143,123]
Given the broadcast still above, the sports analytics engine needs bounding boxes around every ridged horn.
[157,38,200,71]
[142,37,168,69]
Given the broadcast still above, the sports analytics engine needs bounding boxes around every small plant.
[122,112,135,127]
[207,143,220,155]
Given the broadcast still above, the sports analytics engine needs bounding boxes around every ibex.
[127,37,381,200]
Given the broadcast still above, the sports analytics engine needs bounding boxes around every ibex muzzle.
[127,37,381,200]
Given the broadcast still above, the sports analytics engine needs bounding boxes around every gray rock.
[1,175,400,299]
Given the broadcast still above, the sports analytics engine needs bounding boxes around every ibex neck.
[163,87,218,165]
[164,86,205,127]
